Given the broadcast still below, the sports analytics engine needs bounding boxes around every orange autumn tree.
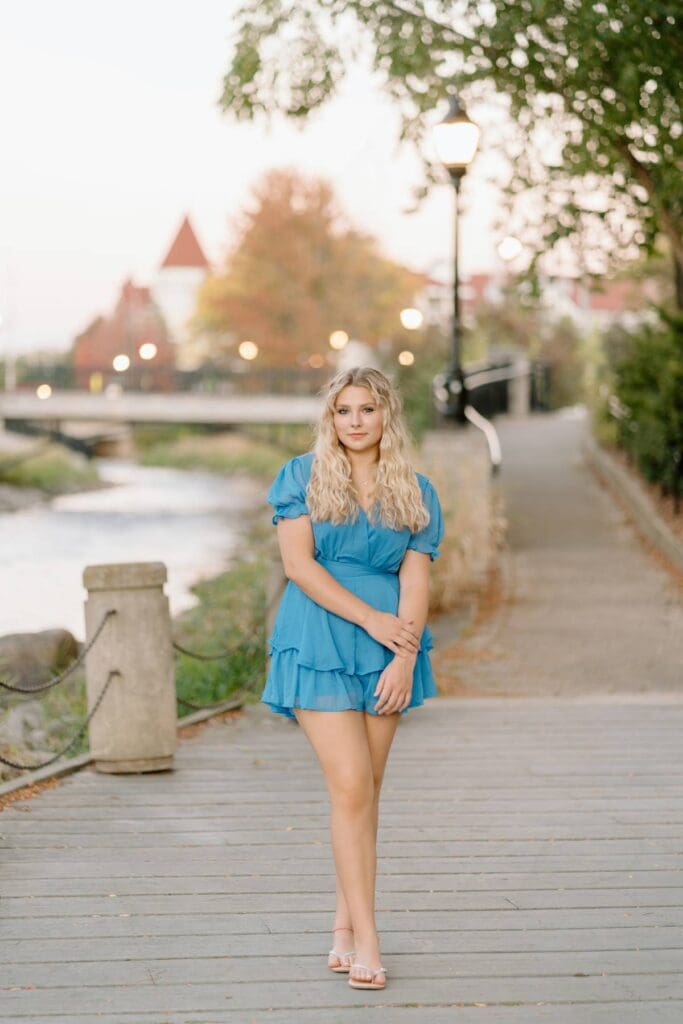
[193,168,426,367]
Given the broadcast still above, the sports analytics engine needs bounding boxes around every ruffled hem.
[268,576,434,676]
[261,645,439,721]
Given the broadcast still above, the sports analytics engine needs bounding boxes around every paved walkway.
[1,409,682,1023]
[432,408,683,696]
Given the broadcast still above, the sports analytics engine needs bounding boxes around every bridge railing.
[16,365,334,396]
[13,357,552,404]
[461,355,551,418]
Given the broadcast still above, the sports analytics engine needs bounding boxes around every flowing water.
[0,458,262,642]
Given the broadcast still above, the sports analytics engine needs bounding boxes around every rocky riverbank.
[0,430,105,512]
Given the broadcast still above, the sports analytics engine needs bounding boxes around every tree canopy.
[219,1,682,302]
[193,168,426,366]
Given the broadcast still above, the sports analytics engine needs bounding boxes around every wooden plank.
[5,855,683,882]
[7,885,683,918]
[5,831,683,853]
[4,868,682,898]
[7,819,683,839]
[2,975,683,1016]
[1,1005,682,1024]
[13,803,683,818]
[3,948,683,988]
[4,925,683,965]
[5,904,683,941]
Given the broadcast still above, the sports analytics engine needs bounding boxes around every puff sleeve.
[406,477,444,561]
[267,455,310,525]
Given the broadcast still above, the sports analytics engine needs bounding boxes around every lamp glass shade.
[433,118,480,169]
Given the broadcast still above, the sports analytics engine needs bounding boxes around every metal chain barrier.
[171,588,280,712]
[0,608,117,694]
[172,629,264,713]
[172,634,253,662]
[0,583,279,769]
[0,668,121,771]
[171,587,279,664]
[177,690,243,712]
[176,666,264,713]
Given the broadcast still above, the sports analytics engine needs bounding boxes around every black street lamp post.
[431,92,480,422]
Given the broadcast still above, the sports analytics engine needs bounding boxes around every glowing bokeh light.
[400,308,423,330]
[112,354,130,372]
[238,340,258,360]
[329,330,349,349]
[139,342,157,360]
[498,236,523,262]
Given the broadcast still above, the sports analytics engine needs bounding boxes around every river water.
[0,458,263,642]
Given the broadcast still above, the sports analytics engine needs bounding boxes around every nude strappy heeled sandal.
[348,960,387,989]
[328,926,355,973]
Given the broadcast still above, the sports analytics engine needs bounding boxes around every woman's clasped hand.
[373,654,415,714]
[364,609,420,657]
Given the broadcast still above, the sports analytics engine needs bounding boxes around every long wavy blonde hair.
[305,365,431,532]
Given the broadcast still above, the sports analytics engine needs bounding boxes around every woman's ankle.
[352,930,380,955]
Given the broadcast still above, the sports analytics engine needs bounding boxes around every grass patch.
[588,400,620,449]
[172,549,268,719]
[0,669,92,781]
[0,444,100,493]
[134,424,314,479]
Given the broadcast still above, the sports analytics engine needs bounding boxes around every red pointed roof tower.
[160,215,209,269]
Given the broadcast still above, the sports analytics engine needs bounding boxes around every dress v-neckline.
[358,501,378,520]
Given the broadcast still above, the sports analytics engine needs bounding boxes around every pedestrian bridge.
[0,390,324,426]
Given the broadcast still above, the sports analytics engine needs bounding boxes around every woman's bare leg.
[330,710,401,949]
[294,707,400,973]
[363,709,401,914]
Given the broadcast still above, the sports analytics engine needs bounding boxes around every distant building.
[533,273,659,332]
[417,263,658,334]
[72,215,210,389]
[415,267,503,332]
[72,279,175,392]
[151,215,210,365]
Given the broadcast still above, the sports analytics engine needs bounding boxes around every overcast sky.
[0,0,502,356]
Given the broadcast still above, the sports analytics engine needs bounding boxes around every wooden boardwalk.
[2,694,683,1023]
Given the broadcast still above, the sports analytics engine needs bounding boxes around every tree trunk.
[675,253,683,312]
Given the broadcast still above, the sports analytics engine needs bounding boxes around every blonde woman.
[261,365,444,991]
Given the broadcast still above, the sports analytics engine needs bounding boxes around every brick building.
[72,279,175,392]
[72,215,210,391]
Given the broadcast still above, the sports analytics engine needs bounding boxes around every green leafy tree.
[219,1,682,304]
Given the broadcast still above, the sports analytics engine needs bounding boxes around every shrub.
[613,307,683,509]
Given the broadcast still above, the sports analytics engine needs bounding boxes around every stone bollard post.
[509,355,531,416]
[82,562,177,774]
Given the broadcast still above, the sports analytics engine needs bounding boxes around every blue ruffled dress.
[261,451,444,720]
